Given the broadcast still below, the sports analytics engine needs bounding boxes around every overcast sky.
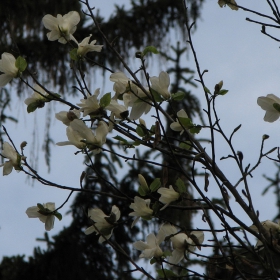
[1,0,280,264]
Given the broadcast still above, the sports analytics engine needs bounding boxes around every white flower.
[160,224,204,264]
[0,53,19,87]
[170,109,189,134]
[26,202,56,231]
[218,0,238,10]
[24,84,49,106]
[85,205,120,243]
[250,220,280,248]
[110,71,131,96]
[0,142,22,175]
[106,99,128,119]
[56,119,108,152]
[257,94,280,122]
[150,71,171,99]
[77,89,101,117]
[129,196,153,227]
[55,109,80,126]
[110,71,151,120]
[157,185,180,210]
[42,11,80,44]
[77,35,103,56]
[133,233,164,259]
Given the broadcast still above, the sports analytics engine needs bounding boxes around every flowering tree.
[1,0,280,279]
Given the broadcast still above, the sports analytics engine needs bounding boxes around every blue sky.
[1,0,280,266]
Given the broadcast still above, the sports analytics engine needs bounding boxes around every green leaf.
[190,125,202,134]
[136,125,146,137]
[157,269,178,278]
[113,135,129,144]
[138,185,148,196]
[179,141,191,150]
[204,86,211,94]
[150,178,161,192]
[273,103,280,113]
[218,89,228,95]
[132,140,141,146]
[150,258,157,265]
[37,203,45,211]
[150,89,163,102]
[100,92,111,108]
[47,93,61,101]
[69,48,78,61]
[15,56,27,72]
[171,92,185,101]
[178,117,192,127]
[175,178,186,194]
[142,46,159,57]
[54,212,62,221]
[27,103,38,113]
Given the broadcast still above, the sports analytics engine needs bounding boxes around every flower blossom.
[0,53,19,87]
[85,205,120,243]
[160,224,204,264]
[55,109,80,126]
[24,84,49,106]
[170,109,189,134]
[218,0,238,10]
[133,232,165,259]
[26,202,56,231]
[0,142,22,175]
[106,99,128,119]
[150,71,171,99]
[110,72,151,120]
[77,35,103,57]
[157,185,180,210]
[257,94,280,122]
[42,11,80,44]
[77,89,101,117]
[250,220,280,248]
[56,119,109,152]
[129,196,153,227]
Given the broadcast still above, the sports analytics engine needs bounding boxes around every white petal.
[264,111,280,122]
[169,249,184,264]
[26,206,41,218]
[0,73,13,87]
[85,225,96,235]
[45,215,55,231]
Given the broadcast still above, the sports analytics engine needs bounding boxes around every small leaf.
[150,178,161,192]
[179,141,191,150]
[27,103,38,113]
[150,258,157,265]
[178,116,192,127]
[204,86,211,94]
[136,125,146,137]
[175,178,186,194]
[69,48,78,61]
[15,56,27,72]
[54,212,62,221]
[100,92,111,108]
[113,135,128,144]
[37,203,45,211]
[273,103,280,113]
[150,88,163,102]
[138,185,148,196]
[171,92,185,101]
[142,46,159,57]
[190,125,202,134]
[218,89,228,95]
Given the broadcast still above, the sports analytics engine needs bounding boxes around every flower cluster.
[133,223,204,264]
